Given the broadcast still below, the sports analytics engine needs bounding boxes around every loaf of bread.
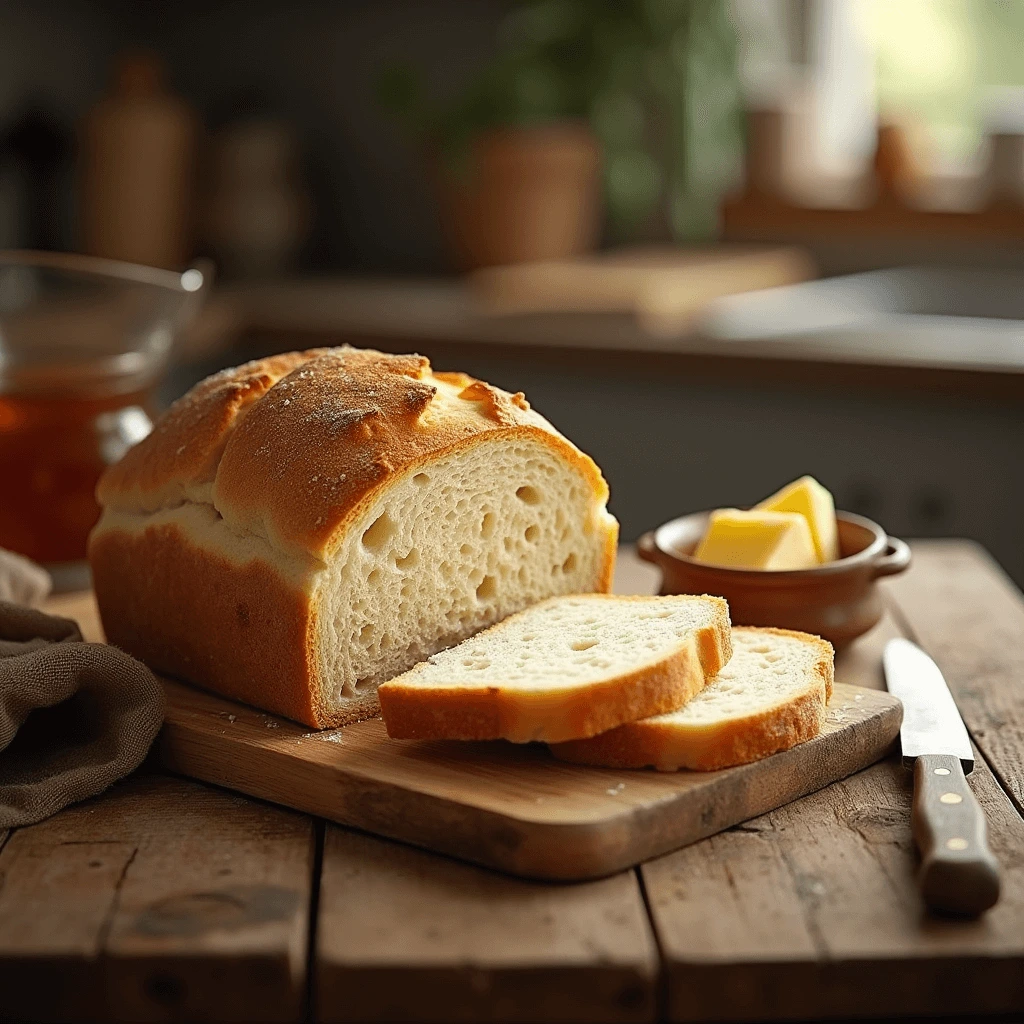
[551,627,834,770]
[89,346,619,728]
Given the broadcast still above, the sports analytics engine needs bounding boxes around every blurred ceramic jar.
[79,52,197,271]
[203,120,311,279]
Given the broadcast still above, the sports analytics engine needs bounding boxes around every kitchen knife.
[883,638,1000,916]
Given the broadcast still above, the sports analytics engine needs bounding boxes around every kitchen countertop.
[184,275,1024,378]
[4,540,1024,1022]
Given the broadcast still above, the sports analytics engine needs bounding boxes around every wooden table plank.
[44,588,104,642]
[0,835,131,1017]
[643,749,1024,1021]
[833,609,903,691]
[0,774,315,1023]
[315,826,658,1024]
[612,546,661,598]
[885,539,1024,814]
[641,546,1024,1022]
[32,539,1024,1024]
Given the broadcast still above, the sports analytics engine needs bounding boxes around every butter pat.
[693,509,819,571]
[756,475,839,563]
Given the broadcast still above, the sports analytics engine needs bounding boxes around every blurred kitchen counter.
[182,274,1024,393]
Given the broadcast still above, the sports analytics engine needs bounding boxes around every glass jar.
[0,251,206,589]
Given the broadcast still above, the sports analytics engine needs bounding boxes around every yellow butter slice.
[756,475,839,563]
[693,509,819,571]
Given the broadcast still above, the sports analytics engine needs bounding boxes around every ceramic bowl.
[636,510,911,649]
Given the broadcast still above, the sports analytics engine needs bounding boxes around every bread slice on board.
[551,626,834,770]
[378,594,732,744]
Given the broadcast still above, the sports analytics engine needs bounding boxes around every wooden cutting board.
[159,679,900,880]
[51,589,901,881]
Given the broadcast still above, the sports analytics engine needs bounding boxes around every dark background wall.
[0,0,514,271]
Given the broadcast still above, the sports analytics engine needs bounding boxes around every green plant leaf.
[590,90,647,147]
[606,148,662,226]
[375,0,742,241]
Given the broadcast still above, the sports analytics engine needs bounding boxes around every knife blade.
[884,638,973,768]
[883,638,1000,916]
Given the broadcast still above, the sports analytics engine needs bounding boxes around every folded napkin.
[0,601,165,829]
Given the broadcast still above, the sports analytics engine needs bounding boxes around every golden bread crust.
[213,348,610,558]
[89,519,382,728]
[97,350,324,512]
[98,345,611,561]
[93,521,300,727]
[550,626,834,771]
[377,595,732,743]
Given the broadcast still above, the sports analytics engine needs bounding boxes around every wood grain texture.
[643,572,1024,1023]
[44,588,104,642]
[644,750,1024,1021]
[884,539,1024,813]
[833,609,902,691]
[155,677,899,881]
[315,827,657,1024]
[0,774,313,1023]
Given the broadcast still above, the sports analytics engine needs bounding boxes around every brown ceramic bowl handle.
[873,536,912,578]
[636,531,661,565]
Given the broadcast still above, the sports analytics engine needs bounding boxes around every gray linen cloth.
[0,601,165,828]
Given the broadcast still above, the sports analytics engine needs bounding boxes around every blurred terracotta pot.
[435,123,602,271]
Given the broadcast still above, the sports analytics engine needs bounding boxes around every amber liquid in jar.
[0,388,153,564]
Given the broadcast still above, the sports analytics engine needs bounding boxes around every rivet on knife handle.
[912,753,1000,916]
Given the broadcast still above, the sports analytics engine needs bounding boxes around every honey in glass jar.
[0,251,205,589]
[0,387,154,566]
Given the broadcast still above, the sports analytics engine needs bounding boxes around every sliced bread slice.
[378,594,732,744]
[550,626,834,771]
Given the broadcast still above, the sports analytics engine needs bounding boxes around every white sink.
[700,267,1024,372]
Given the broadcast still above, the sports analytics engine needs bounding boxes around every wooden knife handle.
[912,753,1000,916]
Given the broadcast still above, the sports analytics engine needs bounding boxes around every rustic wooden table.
[2,540,1023,1023]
